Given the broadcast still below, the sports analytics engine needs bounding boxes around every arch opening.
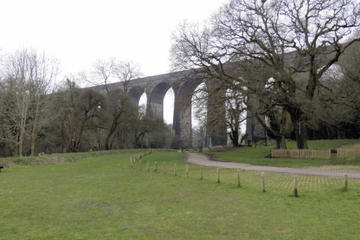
[163,87,174,125]
[172,78,204,149]
[191,82,207,129]
[138,92,147,117]
[148,82,171,119]
[129,86,144,103]
[225,88,247,146]
[191,82,208,148]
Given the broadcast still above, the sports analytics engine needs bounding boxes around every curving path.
[185,152,360,179]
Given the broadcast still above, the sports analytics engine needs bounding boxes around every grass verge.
[211,139,360,168]
[1,150,360,239]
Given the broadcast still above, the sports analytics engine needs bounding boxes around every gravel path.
[186,152,360,179]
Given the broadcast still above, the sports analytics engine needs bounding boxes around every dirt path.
[186,152,360,179]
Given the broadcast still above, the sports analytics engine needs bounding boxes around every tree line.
[2,0,360,155]
[0,51,171,157]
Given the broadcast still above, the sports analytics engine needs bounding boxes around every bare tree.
[171,0,360,149]
[1,49,58,156]
[53,79,106,152]
[28,53,58,155]
[224,88,247,147]
[91,59,142,93]
[91,59,142,150]
[113,61,142,93]
[314,42,360,138]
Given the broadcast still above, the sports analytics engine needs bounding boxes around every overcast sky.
[0,0,229,124]
[0,0,228,77]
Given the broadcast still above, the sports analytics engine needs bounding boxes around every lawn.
[211,139,360,168]
[286,139,360,150]
[1,150,360,239]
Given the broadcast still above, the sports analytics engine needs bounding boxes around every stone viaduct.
[98,68,264,148]
[95,43,349,148]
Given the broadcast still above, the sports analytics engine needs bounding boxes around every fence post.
[237,169,241,187]
[217,168,220,184]
[200,167,203,180]
[261,172,266,192]
[344,174,348,191]
[154,161,158,172]
[294,175,298,197]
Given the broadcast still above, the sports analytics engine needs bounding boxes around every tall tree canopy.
[171,0,360,148]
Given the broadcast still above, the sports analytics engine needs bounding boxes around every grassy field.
[0,149,145,167]
[285,139,360,150]
[211,139,360,168]
[1,150,360,239]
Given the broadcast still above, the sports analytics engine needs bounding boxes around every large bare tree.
[91,59,142,93]
[171,0,360,149]
[91,59,142,150]
[54,79,106,152]
[0,49,58,156]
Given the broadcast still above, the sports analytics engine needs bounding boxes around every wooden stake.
[130,157,135,168]
[344,174,348,191]
[154,161,158,172]
[173,163,177,176]
[261,172,266,192]
[217,168,220,184]
[237,169,241,187]
[294,175,298,197]
[200,167,203,180]
[185,164,189,177]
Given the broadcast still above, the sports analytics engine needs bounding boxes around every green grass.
[0,149,168,167]
[286,139,360,150]
[1,150,360,239]
[212,139,360,168]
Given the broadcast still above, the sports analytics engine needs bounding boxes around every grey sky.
[0,0,229,124]
[0,0,227,77]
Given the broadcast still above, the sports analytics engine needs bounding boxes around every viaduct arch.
[101,45,348,148]
[95,42,351,148]
[102,69,263,148]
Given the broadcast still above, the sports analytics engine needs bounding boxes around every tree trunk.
[199,127,204,152]
[295,122,308,149]
[230,130,239,147]
[19,126,24,157]
[276,136,287,149]
[105,122,117,150]
[30,98,41,156]
[105,132,114,150]
[288,108,309,149]
[105,113,121,150]
[19,99,28,157]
